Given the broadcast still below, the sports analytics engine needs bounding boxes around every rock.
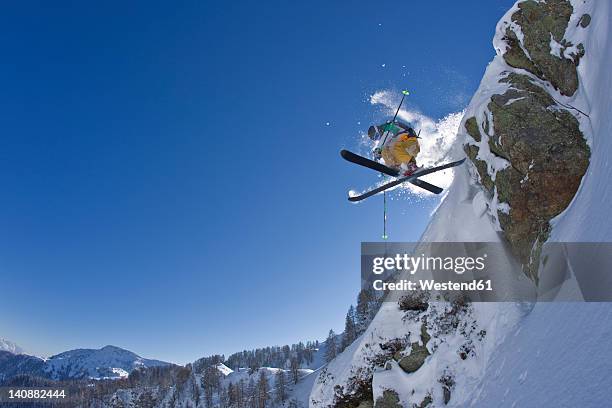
[464,117,482,142]
[333,379,374,408]
[464,143,494,193]
[502,0,584,96]
[398,345,429,373]
[491,73,589,278]
[398,293,429,312]
[398,323,431,374]
[502,27,540,77]
[374,390,402,408]
[578,13,591,28]
[357,401,374,408]
[443,386,452,405]
[418,394,433,408]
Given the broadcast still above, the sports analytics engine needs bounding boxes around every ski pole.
[379,90,408,241]
[380,90,410,147]
[383,190,388,240]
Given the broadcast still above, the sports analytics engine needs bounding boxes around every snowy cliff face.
[462,0,592,280]
[311,1,611,407]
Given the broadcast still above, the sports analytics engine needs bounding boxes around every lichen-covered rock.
[356,400,374,408]
[502,0,584,96]
[398,323,431,374]
[467,72,589,279]
[465,71,589,279]
[464,117,482,142]
[464,0,591,280]
[463,144,495,193]
[374,390,402,408]
[398,345,429,374]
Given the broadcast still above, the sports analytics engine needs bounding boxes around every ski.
[341,149,443,195]
[341,149,399,176]
[348,158,466,202]
[409,178,444,195]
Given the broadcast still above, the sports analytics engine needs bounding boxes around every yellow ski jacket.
[382,133,420,168]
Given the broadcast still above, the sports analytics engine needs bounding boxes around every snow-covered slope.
[215,362,234,376]
[547,0,612,242]
[44,345,170,380]
[0,338,24,355]
[467,303,612,408]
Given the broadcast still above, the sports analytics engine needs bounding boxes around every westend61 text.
[373,279,493,292]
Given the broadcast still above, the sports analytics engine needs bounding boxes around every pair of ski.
[341,149,465,202]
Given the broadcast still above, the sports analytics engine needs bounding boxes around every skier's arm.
[405,138,420,157]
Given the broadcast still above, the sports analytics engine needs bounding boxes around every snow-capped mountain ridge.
[0,344,170,381]
[0,338,24,355]
[44,344,170,380]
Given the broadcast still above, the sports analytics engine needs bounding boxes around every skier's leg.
[381,146,399,169]
[400,159,420,176]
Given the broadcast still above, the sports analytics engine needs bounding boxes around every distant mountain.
[45,345,170,380]
[0,351,46,382]
[0,345,170,383]
[0,338,25,355]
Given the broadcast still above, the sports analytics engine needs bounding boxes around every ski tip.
[340,149,354,159]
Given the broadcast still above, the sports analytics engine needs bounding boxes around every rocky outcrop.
[501,0,585,96]
[464,0,591,280]
[374,390,402,408]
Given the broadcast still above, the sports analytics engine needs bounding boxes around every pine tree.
[342,305,357,350]
[257,370,269,408]
[356,289,374,334]
[247,378,257,408]
[237,378,246,408]
[325,329,337,362]
[203,366,221,408]
[220,385,229,408]
[290,357,300,385]
[227,382,235,407]
[275,369,287,404]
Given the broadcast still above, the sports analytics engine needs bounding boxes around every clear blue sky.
[0,0,515,364]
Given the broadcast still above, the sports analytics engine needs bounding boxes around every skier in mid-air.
[368,120,420,176]
[340,89,465,201]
